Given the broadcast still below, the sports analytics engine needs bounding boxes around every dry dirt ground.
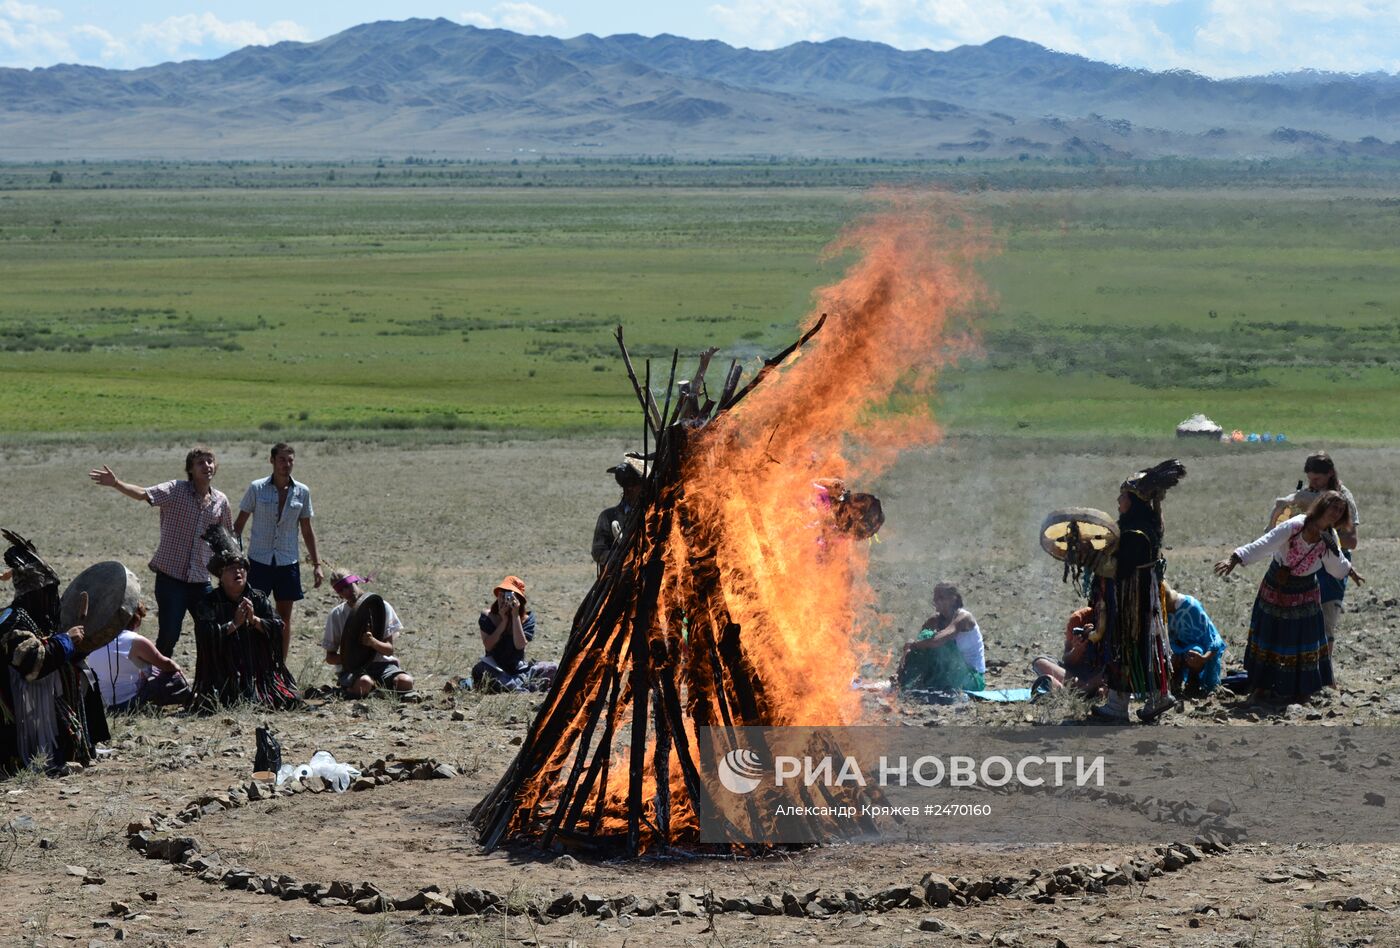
[2,436,1399,948]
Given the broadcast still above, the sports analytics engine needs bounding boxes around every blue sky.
[2,0,1397,77]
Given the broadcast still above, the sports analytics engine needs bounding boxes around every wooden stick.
[724,313,828,412]
[658,349,680,429]
[615,325,662,433]
[651,683,672,850]
[625,570,656,856]
[541,664,617,849]
[569,668,623,835]
[691,346,719,400]
[717,359,743,411]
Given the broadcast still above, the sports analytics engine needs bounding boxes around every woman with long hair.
[1267,452,1360,643]
[1217,491,1363,704]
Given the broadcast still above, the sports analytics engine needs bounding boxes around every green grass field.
[2,163,1398,440]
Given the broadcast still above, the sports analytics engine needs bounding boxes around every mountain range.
[2,18,1397,160]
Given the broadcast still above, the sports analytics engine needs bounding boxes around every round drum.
[1039,508,1119,562]
[60,561,142,654]
[338,593,389,674]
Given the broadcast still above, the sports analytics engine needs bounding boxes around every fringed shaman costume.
[0,531,109,776]
[189,525,300,712]
[1080,460,1185,723]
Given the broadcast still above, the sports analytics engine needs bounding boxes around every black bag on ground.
[254,724,282,774]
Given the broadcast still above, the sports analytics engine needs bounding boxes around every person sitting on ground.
[87,602,191,712]
[0,530,109,776]
[1163,585,1227,697]
[1031,604,1108,698]
[896,582,986,698]
[472,576,557,693]
[190,526,300,711]
[322,570,414,698]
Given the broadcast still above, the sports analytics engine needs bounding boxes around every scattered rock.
[423,891,457,915]
[1364,792,1386,807]
[139,892,157,903]
[922,873,954,907]
[5,815,40,833]
[919,917,945,932]
[552,855,579,871]
[108,901,130,917]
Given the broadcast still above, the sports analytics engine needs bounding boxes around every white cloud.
[459,2,567,34]
[708,0,845,48]
[700,0,1400,76]
[0,0,73,66]
[1190,0,1400,74]
[0,7,309,69]
[134,13,308,58]
[0,0,60,25]
[71,24,126,62]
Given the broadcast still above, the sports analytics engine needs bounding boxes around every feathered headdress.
[1121,459,1187,506]
[2,528,60,597]
[201,523,248,577]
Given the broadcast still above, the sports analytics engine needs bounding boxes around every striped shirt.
[146,480,233,582]
[239,476,314,566]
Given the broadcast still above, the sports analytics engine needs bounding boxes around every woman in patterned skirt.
[1215,491,1362,704]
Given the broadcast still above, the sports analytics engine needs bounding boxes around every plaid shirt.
[239,475,314,566]
[146,480,233,583]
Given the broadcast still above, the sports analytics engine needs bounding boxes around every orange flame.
[674,193,991,726]
[490,194,991,852]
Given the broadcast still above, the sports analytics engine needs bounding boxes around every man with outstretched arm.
[89,447,233,657]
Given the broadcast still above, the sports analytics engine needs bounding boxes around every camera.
[502,591,517,607]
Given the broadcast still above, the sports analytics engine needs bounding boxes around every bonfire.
[471,197,988,855]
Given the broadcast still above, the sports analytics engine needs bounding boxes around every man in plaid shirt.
[89,447,233,656]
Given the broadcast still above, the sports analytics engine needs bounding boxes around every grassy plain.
[1,161,1398,439]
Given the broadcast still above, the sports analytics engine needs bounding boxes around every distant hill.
[1,18,1397,160]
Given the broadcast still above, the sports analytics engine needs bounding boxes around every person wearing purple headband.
[322,569,414,698]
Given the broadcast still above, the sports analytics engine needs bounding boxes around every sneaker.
[1088,704,1130,724]
[1031,675,1054,700]
[1137,697,1179,723]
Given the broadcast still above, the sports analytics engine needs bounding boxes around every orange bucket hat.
[493,575,527,606]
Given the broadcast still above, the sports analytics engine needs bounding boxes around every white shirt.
[87,630,150,708]
[1235,515,1351,579]
[322,598,403,652]
[955,622,987,674]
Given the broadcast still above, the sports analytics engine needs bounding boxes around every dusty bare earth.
[2,435,1399,948]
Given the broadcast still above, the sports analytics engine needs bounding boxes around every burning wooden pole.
[471,319,859,856]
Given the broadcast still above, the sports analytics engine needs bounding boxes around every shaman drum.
[1271,489,1318,528]
[832,492,885,539]
[338,593,389,675]
[60,561,142,654]
[1039,508,1119,562]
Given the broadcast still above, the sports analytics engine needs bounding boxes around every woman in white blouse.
[1215,492,1363,705]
